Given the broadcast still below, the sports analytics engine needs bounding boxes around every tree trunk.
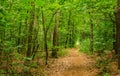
[41,7,48,65]
[65,10,71,48]
[27,2,35,57]
[0,29,5,65]
[89,12,93,53]
[18,18,22,53]
[27,16,33,57]
[115,0,120,69]
[52,10,60,58]
[31,4,39,60]
[24,2,36,76]
[113,24,117,54]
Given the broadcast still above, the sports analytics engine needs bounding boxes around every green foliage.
[30,62,38,68]
[93,22,113,51]
[78,0,115,53]
[95,53,111,76]
[103,73,110,76]
[36,0,45,7]
[0,70,5,76]
[13,52,24,60]
[79,38,91,54]
[0,0,117,75]
[24,66,30,72]
[58,49,69,57]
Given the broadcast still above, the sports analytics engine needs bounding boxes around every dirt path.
[45,48,98,76]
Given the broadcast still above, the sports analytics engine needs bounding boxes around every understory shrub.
[79,38,91,54]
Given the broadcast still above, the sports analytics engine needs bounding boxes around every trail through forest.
[45,48,98,76]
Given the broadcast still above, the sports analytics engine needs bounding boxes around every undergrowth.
[95,51,119,76]
[79,38,93,54]
[57,49,69,57]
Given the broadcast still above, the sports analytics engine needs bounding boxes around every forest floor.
[0,48,119,76]
[45,48,99,76]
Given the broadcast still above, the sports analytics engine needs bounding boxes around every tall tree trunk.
[113,24,117,54]
[115,0,120,69]
[27,16,33,57]
[41,8,58,64]
[18,18,22,53]
[52,10,60,58]
[108,14,116,53]
[0,29,5,65]
[23,2,35,76]
[27,2,35,57]
[41,7,48,65]
[31,4,39,60]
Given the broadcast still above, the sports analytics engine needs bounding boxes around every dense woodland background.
[0,0,120,76]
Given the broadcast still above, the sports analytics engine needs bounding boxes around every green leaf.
[36,0,45,7]
[25,57,32,61]
[20,0,29,3]
[49,3,61,10]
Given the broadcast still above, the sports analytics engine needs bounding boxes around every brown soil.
[45,48,98,76]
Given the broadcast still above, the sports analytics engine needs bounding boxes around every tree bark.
[17,18,22,53]
[113,24,117,54]
[41,7,48,65]
[0,29,5,65]
[27,2,35,57]
[115,0,120,69]
[65,10,71,48]
[52,10,60,58]
[31,3,39,60]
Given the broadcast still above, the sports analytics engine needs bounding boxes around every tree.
[41,7,49,65]
[52,10,60,58]
[115,0,120,69]
[89,12,94,53]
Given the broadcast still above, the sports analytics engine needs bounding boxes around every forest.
[0,0,120,76]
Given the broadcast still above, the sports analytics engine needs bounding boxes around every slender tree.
[52,10,60,58]
[89,12,93,53]
[27,7,34,57]
[65,10,72,48]
[115,0,120,69]
[17,18,22,53]
[41,7,48,65]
